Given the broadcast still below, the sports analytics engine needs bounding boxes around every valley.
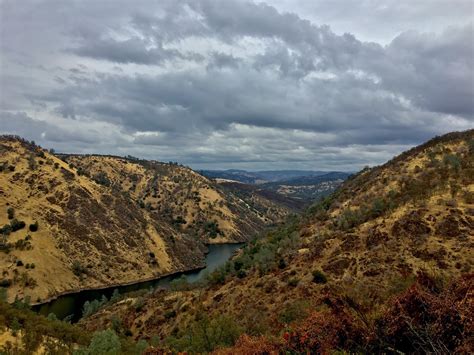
[1,1,472,353]
[78,129,474,353]
[0,136,294,304]
[0,129,472,354]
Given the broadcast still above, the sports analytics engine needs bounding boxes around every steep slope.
[214,180,306,212]
[62,155,293,243]
[80,130,473,353]
[0,136,206,304]
[0,136,292,304]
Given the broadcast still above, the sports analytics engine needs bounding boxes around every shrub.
[28,155,37,170]
[312,270,328,284]
[92,172,111,187]
[204,220,221,238]
[376,273,473,353]
[217,334,280,354]
[336,208,363,231]
[283,308,364,353]
[0,224,12,236]
[278,301,309,324]
[278,258,287,269]
[443,154,461,172]
[287,277,299,287]
[170,275,190,291]
[72,261,86,277]
[110,289,120,303]
[164,310,176,319]
[83,329,121,355]
[7,207,14,220]
[10,219,26,232]
[166,313,243,353]
[82,300,100,318]
[206,266,227,285]
[134,297,145,312]
[0,279,12,287]
[468,139,474,154]
[29,221,38,232]
[172,216,187,225]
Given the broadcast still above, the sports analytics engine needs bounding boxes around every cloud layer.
[1,0,473,170]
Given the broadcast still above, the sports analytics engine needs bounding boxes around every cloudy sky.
[1,0,473,171]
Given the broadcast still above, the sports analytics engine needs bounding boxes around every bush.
[443,154,461,171]
[278,258,287,269]
[0,279,12,287]
[72,261,87,277]
[28,155,37,170]
[164,310,176,319]
[236,270,247,279]
[0,224,12,236]
[92,172,111,187]
[312,270,328,284]
[81,329,121,355]
[29,222,38,232]
[82,300,101,318]
[166,313,243,353]
[172,216,187,225]
[10,219,26,232]
[283,308,364,353]
[204,221,221,238]
[7,207,14,220]
[336,209,363,231]
[287,277,299,287]
[278,301,309,325]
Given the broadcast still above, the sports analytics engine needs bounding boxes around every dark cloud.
[0,0,472,170]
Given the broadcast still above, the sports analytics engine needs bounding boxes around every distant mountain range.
[199,169,351,184]
[201,169,353,204]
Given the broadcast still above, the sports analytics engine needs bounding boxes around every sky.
[0,0,473,171]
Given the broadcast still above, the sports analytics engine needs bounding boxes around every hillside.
[61,155,293,243]
[214,181,306,212]
[0,136,292,304]
[79,130,474,353]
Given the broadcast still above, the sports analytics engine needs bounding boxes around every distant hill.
[0,136,295,303]
[199,169,341,184]
[202,169,352,204]
[262,171,352,202]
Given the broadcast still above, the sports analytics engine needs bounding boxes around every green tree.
[80,329,121,355]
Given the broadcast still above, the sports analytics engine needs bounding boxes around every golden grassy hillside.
[79,130,473,353]
[62,154,293,244]
[0,136,292,305]
[0,136,211,303]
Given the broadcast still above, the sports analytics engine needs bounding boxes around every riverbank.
[32,243,244,322]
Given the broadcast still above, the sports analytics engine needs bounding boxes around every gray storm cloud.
[0,0,473,170]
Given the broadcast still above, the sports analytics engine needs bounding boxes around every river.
[33,243,243,322]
